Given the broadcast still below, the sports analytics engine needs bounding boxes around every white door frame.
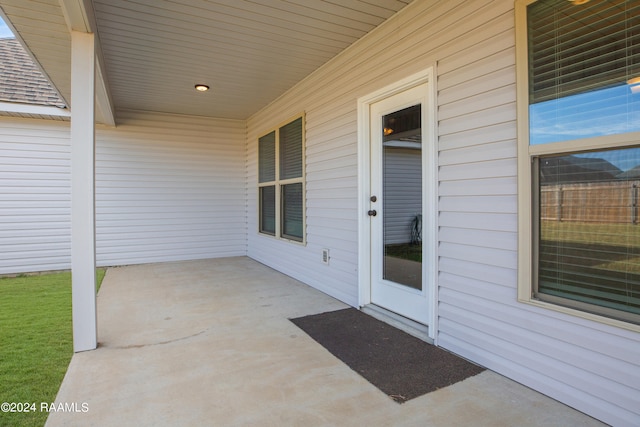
[357,68,438,342]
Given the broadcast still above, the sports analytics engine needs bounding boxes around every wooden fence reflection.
[540,181,640,224]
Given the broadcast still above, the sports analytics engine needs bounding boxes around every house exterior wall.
[0,110,247,275]
[95,110,247,266]
[246,1,639,425]
[0,118,72,274]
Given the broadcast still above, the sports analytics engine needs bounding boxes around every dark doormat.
[290,308,485,403]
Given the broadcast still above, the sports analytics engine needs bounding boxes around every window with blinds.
[535,148,640,324]
[282,183,303,240]
[519,0,640,326]
[258,116,305,242]
[259,131,276,183]
[528,0,640,145]
[280,119,303,180]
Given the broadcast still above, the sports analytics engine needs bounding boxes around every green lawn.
[0,270,105,427]
[541,221,640,274]
[541,221,640,248]
[385,243,422,263]
[539,221,640,316]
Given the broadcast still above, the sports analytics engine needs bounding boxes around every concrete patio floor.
[46,257,605,427]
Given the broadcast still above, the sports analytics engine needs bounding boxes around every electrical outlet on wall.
[322,249,330,265]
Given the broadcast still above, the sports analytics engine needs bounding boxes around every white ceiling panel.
[1,0,411,120]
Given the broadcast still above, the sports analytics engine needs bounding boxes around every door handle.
[368,210,377,216]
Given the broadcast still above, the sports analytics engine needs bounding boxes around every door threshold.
[361,304,432,344]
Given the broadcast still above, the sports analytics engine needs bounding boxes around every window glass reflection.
[530,84,640,145]
[537,146,640,320]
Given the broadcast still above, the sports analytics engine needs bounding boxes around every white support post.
[70,30,97,352]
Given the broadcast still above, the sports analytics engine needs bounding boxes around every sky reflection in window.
[530,83,640,146]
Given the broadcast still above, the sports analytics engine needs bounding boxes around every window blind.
[282,183,303,240]
[260,186,276,235]
[259,131,276,183]
[536,147,640,323]
[279,117,303,180]
[528,0,640,104]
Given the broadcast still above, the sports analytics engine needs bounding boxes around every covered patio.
[46,257,603,426]
[2,1,639,424]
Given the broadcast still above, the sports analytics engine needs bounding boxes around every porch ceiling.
[0,0,412,121]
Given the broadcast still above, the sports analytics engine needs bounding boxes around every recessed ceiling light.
[628,76,640,86]
[195,84,209,92]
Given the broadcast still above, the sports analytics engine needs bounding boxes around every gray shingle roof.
[0,37,66,108]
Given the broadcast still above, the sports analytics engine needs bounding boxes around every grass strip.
[0,269,105,427]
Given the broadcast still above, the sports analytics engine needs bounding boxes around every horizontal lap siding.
[0,118,71,274]
[96,110,247,265]
[248,110,359,305]
[248,0,639,425]
[436,2,640,426]
[384,148,422,244]
[0,111,247,274]
[246,0,506,306]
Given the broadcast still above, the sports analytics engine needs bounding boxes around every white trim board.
[0,101,70,118]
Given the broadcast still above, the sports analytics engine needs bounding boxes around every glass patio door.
[369,83,430,325]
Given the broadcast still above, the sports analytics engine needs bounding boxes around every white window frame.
[258,114,306,244]
[515,0,640,332]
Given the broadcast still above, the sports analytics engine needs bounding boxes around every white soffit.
[3,0,411,121]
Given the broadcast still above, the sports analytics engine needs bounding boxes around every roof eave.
[0,0,115,126]
[0,100,71,118]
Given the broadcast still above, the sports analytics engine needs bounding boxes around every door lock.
[368,210,377,216]
[370,195,377,202]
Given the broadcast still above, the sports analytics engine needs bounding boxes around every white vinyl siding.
[0,118,71,274]
[0,111,247,274]
[95,110,247,265]
[247,0,519,305]
[246,0,640,425]
[384,147,421,245]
